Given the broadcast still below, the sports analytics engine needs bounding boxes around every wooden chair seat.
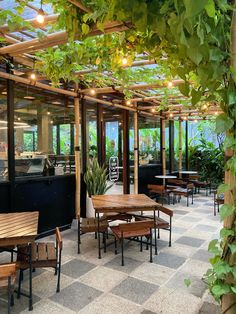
[171,184,194,206]
[111,225,151,239]
[0,263,17,314]
[81,217,108,233]
[110,220,154,266]
[17,242,57,269]
[135,216,169,229]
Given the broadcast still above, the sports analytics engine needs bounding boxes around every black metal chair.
[0,263,16,314]
[110,220,154,266]
[17,227,62,295]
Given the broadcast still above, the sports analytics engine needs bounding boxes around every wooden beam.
[80,80,184,94]
[0,21,131,55]
[0,71,77,97]
[0,14,59,34]
[67,0,91,13]
[83,95,136,111]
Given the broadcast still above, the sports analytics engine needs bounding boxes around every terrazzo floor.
[0,190,221,314]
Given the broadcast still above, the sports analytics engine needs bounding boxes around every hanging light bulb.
[126,100,131,106]
[169,113,173,118]
[90,89,96,95]
[183,116,187,120]
[202,104,207,110]
[47,111,51,115]
[214,111,218,116]
[50,120,53,124]
[36,0,45,24]
[30,72,36,80]
[151,108,155,113]
[122,57,128,65]
[194,119,197,123]
[167,81,173,88]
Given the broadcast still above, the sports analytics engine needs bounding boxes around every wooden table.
[92,194,158,259]
[0,211,39,311]
[155,175,177,186]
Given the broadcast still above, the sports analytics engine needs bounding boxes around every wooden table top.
[92,194,158,213]
[0,211,39,246]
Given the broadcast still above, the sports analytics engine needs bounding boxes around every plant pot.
[86,196,95,218]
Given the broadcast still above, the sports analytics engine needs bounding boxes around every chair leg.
[150,230,153,263]
[169,217,172,247]
[11,251,13,262]
[7,277,11,314]
[114,237,117,255]
[10,293,14,306]
[192,190,194,204]
[103,232,106,253]
[187,195,189,207]
[78,219,81,254]
[56,251,62,293]
[17,270,23,299]
[121,237,124,266]
[140,236,143,252]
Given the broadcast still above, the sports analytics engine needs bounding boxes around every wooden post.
[179,119,182,178]
[74,97,81,218]
[161,119,166,175]
[134,110,139,194]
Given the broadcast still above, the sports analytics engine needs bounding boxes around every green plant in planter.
[84,158,113,197]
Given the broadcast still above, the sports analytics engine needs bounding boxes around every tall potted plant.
[84,158,113,217]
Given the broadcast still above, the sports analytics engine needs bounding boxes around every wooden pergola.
[0,0,222,217]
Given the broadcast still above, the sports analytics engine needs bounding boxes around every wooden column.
[97,104,105,166]
[134,110,139,194]
[161,119,166,175]
[74,97,81,218]
[178,119,182,178]
[169,120,174,174]
[123,110,130,194]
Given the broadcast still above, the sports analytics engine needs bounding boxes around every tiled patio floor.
[0,191,221,313]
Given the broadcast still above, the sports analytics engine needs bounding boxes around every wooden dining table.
[0,211,39,311]
[92,194,158,259]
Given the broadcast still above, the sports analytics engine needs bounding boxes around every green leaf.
[215,114,234,133]
[229,244,236,254]
[208,239,221,254]
[220,228,234,238]
[184,278,192,287]
[217,183,230,194]
[191,89,202,105]
[187,47,203,65]
[220,204,235,221]
[178,82,190,97]
[212,284,231,299]
[184,0,208,18]
[82,23,90,35]
[231,286,236,293]
[205,0,216,18]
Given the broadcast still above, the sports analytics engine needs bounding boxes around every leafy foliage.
[84,158,112,197]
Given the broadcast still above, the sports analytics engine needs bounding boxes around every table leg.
[29,243,33,311]
[97,212,101,259]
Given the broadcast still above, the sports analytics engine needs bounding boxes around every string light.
[183,116,187,120]
[50,120,53,124]
[47,111,51,115]
[214,111,218,116]
[167,81,173,88]
[36,0,45,24]
[194,119,197,123]
[151,108,155,113]
[126,100,131,105]
[17,117,21,121]
[30,73,36,80]
[169,113,173,118]
[122,57,128,65]
[90,89,96,95]
[202,104,207,110]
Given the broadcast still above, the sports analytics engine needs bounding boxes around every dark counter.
[138,163,162,195]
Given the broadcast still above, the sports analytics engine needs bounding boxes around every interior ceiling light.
[36,0,45,24]
[50,120,53,124]
[47,111,51,115]
[52,101,61,105]
[67,104,74,108]
[24,96,35,100]
[17,117,21,121]
[1,91,7,95]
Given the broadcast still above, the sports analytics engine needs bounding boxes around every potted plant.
[84,158,113,217]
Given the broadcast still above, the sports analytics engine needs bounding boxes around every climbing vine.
[1,0,236,310]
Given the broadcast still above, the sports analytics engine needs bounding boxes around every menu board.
[109,156,119,181]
